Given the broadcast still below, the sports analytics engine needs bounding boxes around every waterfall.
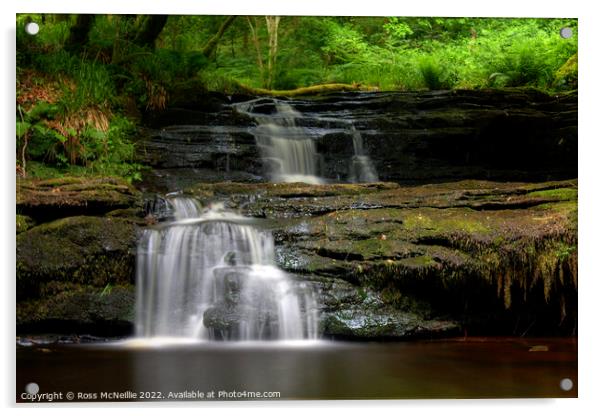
[348,126,379,183]
[136,198,318,341]
[234,98,379,184]
[237,100,324,184]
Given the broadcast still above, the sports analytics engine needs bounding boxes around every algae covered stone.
[16,216,138,300]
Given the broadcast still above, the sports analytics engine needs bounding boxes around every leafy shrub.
[418,57,447,89]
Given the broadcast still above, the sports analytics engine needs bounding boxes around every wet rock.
[306,275,459,338]
[321,309,458,339]
[17,176,142,223]
[203,305,246,334]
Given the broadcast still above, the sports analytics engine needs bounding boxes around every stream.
[17,337,576,401]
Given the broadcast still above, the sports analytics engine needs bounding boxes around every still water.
[16,337,577,402]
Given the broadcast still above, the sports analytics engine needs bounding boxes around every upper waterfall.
[234,98,380,184]
[235,99,325,184]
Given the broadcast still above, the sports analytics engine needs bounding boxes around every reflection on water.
[16,337,577,401]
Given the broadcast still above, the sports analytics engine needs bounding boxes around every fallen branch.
[235,82,377,97]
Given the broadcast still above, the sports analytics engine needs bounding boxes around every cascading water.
[136,198,318,341]
[348,125,379,183]
[237,100,324,184]
[236,98,379,184]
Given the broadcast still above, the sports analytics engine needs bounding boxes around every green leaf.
[16,121,31,138]
[28,102,59,120]
[50,129,67,143]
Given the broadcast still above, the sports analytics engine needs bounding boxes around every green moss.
[399,255,437,268]
[17,284,136,325]
[554,53,578,89]
[351,238,394,259]
[16,216,138,299]
[16,176,141,212]
[527,187,577,201]
[186,181,400,199]
[16,215,35,233]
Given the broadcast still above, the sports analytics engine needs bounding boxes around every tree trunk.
[111,15,138,64]
[247,17,265,86]
[265,16,280,90]
[133,15,169,49]
[202,16,237,58]
[64,14,95,53]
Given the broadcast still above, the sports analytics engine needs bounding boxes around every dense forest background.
[16,15,577,182]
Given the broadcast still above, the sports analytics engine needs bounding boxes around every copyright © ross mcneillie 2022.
[20,389,282,402]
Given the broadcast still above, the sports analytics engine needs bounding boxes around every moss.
[16,215,35,233]
[16,176,142,221]
[16,216,138,300]
[554,53,578,89]
[17,284,135,325]
[401,209,491,234]
[399,255,437,268]
[186,181,400,200]
[275,180,577,324]
[527,188,577,201]
[351,238,394,259]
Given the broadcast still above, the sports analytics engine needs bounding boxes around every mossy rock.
[186,181,399,200]
[16,176,142,222]
[16,216,139,300]
[186,179,577,219]
[17,284,135,326]
[258,179,577,335]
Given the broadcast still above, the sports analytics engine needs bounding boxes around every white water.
[136,198,318,341]
[236,98,379,184]
[348,126,379,183]
[238,100,324,184]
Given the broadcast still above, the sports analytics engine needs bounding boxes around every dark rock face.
[138,89,577,191]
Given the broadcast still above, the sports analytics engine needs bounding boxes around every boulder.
[16,216,139,301]
[17,283,135,335]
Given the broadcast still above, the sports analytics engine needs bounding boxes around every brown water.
[16,337,577,402]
